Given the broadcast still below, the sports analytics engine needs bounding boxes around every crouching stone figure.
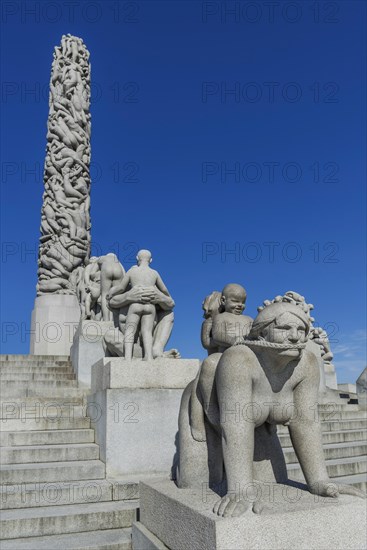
[177,299,365,517]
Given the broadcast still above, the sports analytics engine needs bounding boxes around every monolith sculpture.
[30,34,91,355]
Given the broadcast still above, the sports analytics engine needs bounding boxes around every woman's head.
[249,302,310,346]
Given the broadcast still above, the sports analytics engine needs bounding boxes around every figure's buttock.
[128,303,156,315]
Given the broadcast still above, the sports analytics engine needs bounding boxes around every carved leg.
[152,310,174,358]
[103,327,124,357]
[178,381,223,490]
[85,293,92,319]
[214,346,257,517]
[177,382,210,488]
[124,310,140,360]
[100,279,112,322]
[141,311,155,361]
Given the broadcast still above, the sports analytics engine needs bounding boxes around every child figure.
[211,283,253,351]
[190,284,253,441]
[117,250,170,361]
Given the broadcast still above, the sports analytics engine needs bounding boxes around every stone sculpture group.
[73,249,179,361]
[37,35,91,296]
[31,37,365,545]
[177,285,365,517]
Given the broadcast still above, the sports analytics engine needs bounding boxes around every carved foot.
[213,495,252,518]
[162,348,181,359]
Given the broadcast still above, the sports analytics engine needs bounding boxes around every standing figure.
[99,254,125,321]
[109,250,171,361]
[84,257,101,319]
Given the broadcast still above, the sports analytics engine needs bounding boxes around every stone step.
[4,387,88,399]
[0,366,74,374]
[1,403,86,420]
[0,460,105,484]
[333,473,367,491]
[287,455,367,481]
[318,410,367,421]
[0,527,132,549]
[283,441,367,463]
[0,362,73,370]
[318,403,360,411]
[0,396,87,410]
[0,478,138,509]
[288,471,367,492]
[279,428,367,446]
[277,419,367,434]
[1,443,100,464]
[0,428,95,447]
[1,380,77,388]
[1,416,90,431]
[0,355,70,362]
[0,500,137,539]
[0,373,76,381]
[320,419,367,431]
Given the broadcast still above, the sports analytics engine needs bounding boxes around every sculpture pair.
[177,284,365,517]
[106,249,175,361]
[75,253,124,322]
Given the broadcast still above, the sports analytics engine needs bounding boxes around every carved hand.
[309,480,366,499]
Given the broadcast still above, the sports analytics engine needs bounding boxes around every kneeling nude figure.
[178,301,365,517]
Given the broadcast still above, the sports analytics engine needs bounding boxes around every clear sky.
[1,0,366,383]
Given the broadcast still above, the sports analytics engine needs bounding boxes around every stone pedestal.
[70,320,113,387]
[338,383,357,394]
[324,362,338,390]
[88,358,200,478]
[30,295,80,356]
[133,479,367,550]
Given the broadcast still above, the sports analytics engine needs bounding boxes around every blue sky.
[1,0,366,383]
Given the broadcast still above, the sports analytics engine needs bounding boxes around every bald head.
[222,284,247,301]
[221,283,247,314]
[137,249,152,265]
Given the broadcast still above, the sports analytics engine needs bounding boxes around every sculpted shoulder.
[221,343,258,362]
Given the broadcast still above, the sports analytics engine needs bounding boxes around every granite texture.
[88,358,200,478]
[135,478,367,550]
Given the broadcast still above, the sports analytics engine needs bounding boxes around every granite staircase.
[0,355,366,548]
[279,403,367,490]
[0,355,138,550]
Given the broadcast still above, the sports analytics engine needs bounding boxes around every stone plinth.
[88,358,200,478]
[133,479,367,550]
[324,362,338,390]
[338,383,357,394]
[30,295,80,356]
[70,320,113,387]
